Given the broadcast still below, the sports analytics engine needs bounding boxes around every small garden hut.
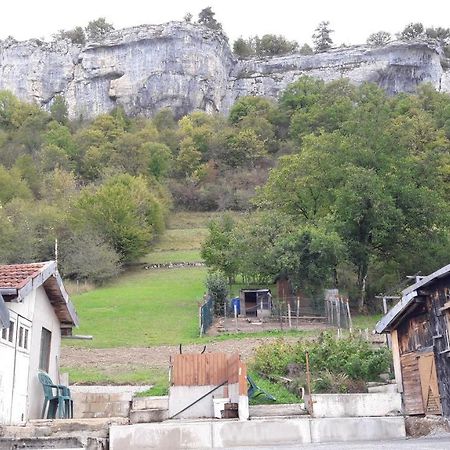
[376,263,450,417]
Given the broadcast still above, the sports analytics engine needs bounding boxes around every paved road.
[228,435,450,449]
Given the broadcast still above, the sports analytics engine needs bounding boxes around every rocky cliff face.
[0,22,448,119]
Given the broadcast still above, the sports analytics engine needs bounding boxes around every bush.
[252,332,392,393]
[205,272,229,315]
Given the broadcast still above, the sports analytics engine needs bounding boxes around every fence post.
[288,303,292,328]
[305,351,314,415]
[296,297,300,328]
[346,298,353,333]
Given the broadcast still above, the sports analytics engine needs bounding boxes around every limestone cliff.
[0,21,448,119]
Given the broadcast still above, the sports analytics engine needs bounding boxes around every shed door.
[401,352,424,414]
[401,351,441,415]
[418,352,441,415]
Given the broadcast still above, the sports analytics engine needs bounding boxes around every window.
[17,324,30,351]
[8,320,14,343]
[39,327,52,372]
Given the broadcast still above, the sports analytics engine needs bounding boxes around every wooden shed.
[376,264,450,417]
[239,289,272,318]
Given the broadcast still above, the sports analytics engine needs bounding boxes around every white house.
[0,261,78,425]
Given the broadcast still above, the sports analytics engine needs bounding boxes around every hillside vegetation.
[0,77,449,310]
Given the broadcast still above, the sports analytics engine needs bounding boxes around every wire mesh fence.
[199,295,214,336]
[200,290,353,335]
[325,289,353,331]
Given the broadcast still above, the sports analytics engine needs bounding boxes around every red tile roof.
[0,263,46,289]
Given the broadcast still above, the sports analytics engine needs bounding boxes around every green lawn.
[152,228,208,251]
[140,249,202,264]
[168,211,243,229]
[67,266,207,348]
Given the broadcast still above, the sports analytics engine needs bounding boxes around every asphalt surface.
[227,435,450,449]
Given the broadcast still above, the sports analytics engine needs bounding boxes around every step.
[249,403,307,418]
[132,395,168,411]
[130,408,169,424]
[0,437,83,449]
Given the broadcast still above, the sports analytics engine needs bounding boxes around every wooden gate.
[401,351,441,415]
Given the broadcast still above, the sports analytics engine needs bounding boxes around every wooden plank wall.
[426,280,450,417]
[400,352,424,415]
[172,353,241,386]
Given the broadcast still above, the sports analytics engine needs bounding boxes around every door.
[0,312,31,425]
[418,352,441,415]
[401,351,441,415]
[10,316,32,424]
[0,311,16,424]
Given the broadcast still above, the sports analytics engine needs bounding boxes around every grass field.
[67,266,207,348]
[63,211,382,387]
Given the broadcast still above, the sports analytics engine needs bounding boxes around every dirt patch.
[405,416,450,437]
[61,336,299,380]
[208,317,330,336]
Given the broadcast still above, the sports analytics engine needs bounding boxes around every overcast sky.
[1,0,449,46]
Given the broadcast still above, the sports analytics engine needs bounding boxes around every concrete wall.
[310,393,402,418]
[168,383,240,419]
[71,386,150,419]
[28,286,62,420]
[110,416,406,449]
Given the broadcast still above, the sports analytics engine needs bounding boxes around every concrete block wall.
[70,386,150,419]
[110,416,406,449]
[310,393,402,418]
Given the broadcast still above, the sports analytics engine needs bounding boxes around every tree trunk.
[357,264,368,313]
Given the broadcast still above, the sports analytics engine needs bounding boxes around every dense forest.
[1,77,450,309]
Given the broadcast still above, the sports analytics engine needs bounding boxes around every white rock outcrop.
[0,22,447,119]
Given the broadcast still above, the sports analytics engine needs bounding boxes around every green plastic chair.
[38,372,72,419]
[247,375,276,401]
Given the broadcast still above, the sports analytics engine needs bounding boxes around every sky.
[0,0,449,46]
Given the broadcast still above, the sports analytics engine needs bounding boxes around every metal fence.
[325,289,353,330]
[199,295,214,336]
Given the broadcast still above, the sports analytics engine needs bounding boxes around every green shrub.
[252,332,392,393]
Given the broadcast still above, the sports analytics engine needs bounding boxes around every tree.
[398,23,424,41]
[201,215,238,283]
[425,27,450,45]
[254,34,298,57]
[50,95,69,124]
[256,81,450,311]
[299,43,314,55]
[183,13,193,23]
[313,21,334,52]
[229,96,275,124]
[74,174,166,261]
[197,7,222,32]
[85,18,114,41]
[59,228,121,283]
[205,272,229,315]
[54,27,86,45]
[233,37,254,58]
[145,142,172,179]
[366,31,391,47]
[0,165,33,205]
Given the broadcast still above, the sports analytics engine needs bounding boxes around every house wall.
[27,286,62,420]
[1,286,62,423]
